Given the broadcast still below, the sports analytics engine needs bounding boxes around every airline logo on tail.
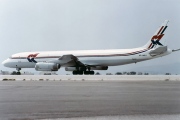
[148,20,169,49]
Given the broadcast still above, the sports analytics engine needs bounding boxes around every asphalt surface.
[0,80,180,120]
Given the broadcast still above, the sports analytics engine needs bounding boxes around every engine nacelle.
[35,62,60,71]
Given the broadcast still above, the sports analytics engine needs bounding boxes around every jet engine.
[35,62,60,71]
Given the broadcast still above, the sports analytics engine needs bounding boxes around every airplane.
[2,20,179,75]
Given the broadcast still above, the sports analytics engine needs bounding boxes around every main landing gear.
[72,67,95,75]
[72,71,95,75]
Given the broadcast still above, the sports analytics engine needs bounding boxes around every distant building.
[137,72,143,75]
[21,71,34,75]
[165,73,171,75]
[106,73,113,75]
[39,71,58,75]
[0,70,34,75]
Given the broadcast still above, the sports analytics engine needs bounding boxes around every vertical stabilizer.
[144,20,169,49]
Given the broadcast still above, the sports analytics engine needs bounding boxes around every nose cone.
[2,59,9,67]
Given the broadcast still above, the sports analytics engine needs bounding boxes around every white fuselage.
[2,47,172,69]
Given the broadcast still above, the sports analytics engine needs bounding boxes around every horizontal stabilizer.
[149,46,167,56]
[172,48,180,52]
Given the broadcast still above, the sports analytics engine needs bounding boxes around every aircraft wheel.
[78,71,83,75]
[73,71,77,75]
[84,71,94,75]
[17,72,21,75]
[73,71,83,75]
[90,71,94,75]
[84,71,89,75]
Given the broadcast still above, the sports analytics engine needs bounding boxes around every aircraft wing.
[58,54,108,70]
[59,54,84,66]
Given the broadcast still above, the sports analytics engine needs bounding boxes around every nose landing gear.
[16,68,21,75]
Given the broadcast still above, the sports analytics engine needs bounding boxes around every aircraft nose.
[2,59,9,67]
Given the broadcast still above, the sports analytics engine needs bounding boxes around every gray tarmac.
[0,80,180,120]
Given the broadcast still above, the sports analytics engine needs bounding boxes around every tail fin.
[144,20,169,49]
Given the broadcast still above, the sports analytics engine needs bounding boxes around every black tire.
[17,72,21,75]
[90,71,94,75]
[78,71,83,75]
[73,71,77,75]
[84,71,89,75]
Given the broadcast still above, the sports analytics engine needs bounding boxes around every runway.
[0,80,180,120]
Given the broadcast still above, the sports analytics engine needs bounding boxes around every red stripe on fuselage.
[11,49,149,60]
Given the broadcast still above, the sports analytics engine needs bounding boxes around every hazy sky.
[0,0,180,74]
